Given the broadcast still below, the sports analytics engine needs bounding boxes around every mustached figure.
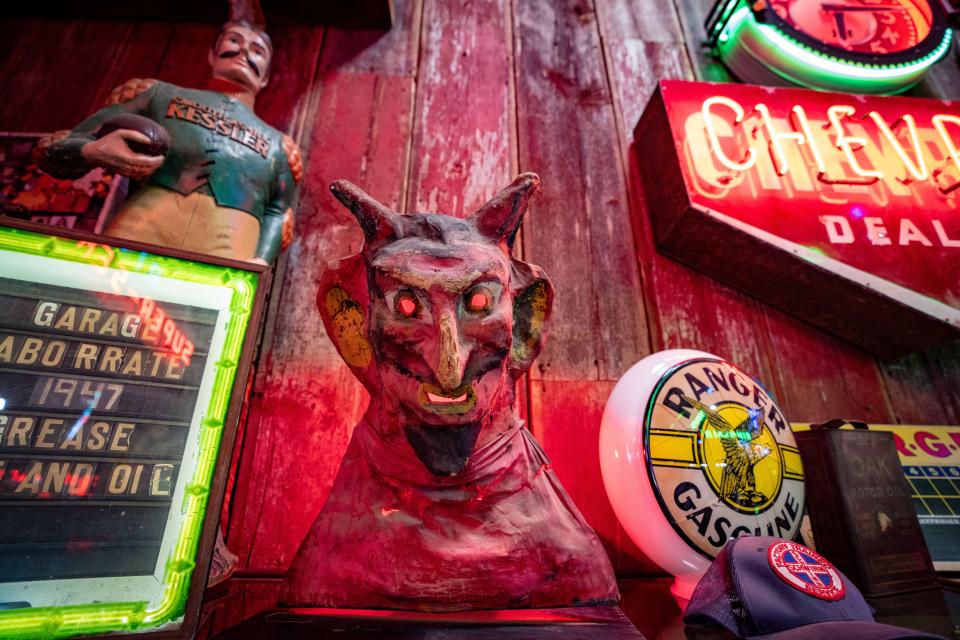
[34,8,301,265]
[283,174,619,611]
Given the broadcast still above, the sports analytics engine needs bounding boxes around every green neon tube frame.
[0,226,258,639]
[716,2,954,94]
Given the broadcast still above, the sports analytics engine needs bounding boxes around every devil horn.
[330,180,399,247]
[469,172,540,248]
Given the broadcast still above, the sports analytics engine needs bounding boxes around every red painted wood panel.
[226,0,420,569]
[320,0,421,76]
[254,25,326,139]
[513,0,652,574]
[0,20,133,130]
[406,0,515,216]
[240,581,284,624]
[595,1,686,44]
[758,308,892,423]
[882,344,960,425]
[0,19,39,84]
[201,583,245,639]
[199,579,283,638]
[227,72,414,571]
[214,24,326,535]
[596,2,774,385]
[514,0,649,382]
[97,22,176,97]
[155,23,220,89]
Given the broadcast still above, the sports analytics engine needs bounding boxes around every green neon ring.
[717,3,954,94]
[0,226,258,639]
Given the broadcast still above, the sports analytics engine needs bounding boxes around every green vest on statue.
[48,81,296,262]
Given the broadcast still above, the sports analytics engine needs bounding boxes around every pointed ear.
[509,260,554,373]
[330,180,399,248]
[469,172,540,249]
[317,254,377,387]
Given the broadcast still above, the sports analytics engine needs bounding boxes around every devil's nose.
[436,312,468,391]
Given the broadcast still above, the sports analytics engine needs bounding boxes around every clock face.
[766,0,934,54]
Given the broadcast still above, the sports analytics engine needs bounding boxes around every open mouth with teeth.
[417,383,477,415]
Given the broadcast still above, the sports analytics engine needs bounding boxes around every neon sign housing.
[633,80,960,358]
[706,0,954,94]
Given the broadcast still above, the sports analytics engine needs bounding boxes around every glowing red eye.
[396,295,418,317]
[468,291,489,312]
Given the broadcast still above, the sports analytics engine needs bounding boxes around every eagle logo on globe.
[644,357,805,558]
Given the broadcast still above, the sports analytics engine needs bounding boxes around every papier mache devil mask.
[322,172,550,474]
[284,174,618,611]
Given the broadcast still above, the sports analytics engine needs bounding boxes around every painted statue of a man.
[283,174,619,611]
[36,20,301,263]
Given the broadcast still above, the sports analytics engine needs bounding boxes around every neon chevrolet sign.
[693,94,959,247]
[635,80,960,357]
[700,97,959,187]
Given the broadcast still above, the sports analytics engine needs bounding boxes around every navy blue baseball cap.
[683,536,947,639]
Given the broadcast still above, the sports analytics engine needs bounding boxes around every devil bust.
[283,173,618,611]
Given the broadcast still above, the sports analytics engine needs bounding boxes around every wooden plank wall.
[1,1,958,632]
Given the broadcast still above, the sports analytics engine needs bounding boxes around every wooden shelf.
[4,0,393,29]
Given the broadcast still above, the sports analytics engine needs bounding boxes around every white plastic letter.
[898,219,933,246]
[932,220,960,247]
[820,215,854,244]
[865,217,892,246]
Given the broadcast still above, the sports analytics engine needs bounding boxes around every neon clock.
[706,0,954,94]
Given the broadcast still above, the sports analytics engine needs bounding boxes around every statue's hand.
[81,129,164,179]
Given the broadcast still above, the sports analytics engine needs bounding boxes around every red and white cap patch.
[768,541,845,602]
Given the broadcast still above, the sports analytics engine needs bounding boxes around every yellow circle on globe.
[697,401,783,515]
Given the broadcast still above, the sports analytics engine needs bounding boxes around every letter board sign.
[0,220,266,639]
